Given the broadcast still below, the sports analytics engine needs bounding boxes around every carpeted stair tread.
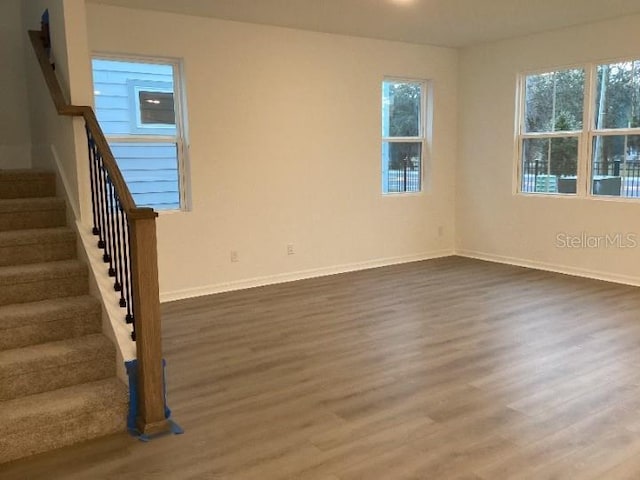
[0,378,127,463]
[0,170,54,178]
[0,260,86,286]
[0,196,65,213]
[0,334,113,378]
[0,197,66,232]
[0,377,126,434]
[0,170,56,199]
[0,227,76,266]
[0,296,102,351]
[0,334,116,401]
[0,169,53,178]
[0,227,75,247]
[0,260,88,306]
[0,296,100,331]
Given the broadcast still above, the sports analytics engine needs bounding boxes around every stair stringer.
[45,142,134,385]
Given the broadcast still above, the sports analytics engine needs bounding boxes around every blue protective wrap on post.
[124,360,139,432]
[125,359,182,438]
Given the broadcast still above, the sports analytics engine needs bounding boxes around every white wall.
[22,0,94,221]
[0,0,32,168]
[86,5,458,300]
[457,14,640,285]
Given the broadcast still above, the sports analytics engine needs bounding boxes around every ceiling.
[87,0,640,48]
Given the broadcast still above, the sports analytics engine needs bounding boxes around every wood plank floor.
[3,256,640,479]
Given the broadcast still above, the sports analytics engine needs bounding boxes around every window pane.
[110,142,181,210]
[139,91,175,125]
[382,142,421,193]
[92,58,177,136]
[521,137,578,193]
[524,69,585,133]
[382,81,422,137]
[592,135,640,198]
[595,61,640,130]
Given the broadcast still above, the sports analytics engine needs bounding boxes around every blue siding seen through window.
[110,143,180,210]
[92,59,182,210]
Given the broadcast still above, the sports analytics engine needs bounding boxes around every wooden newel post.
[129,209,170,436]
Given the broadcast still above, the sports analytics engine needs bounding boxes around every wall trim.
[160,249,455,302]
[50,144,81,220]
[161,247,640,303]
[456,249,640,287]
[76,220,135,383]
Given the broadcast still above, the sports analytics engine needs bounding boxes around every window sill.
[516,192,640,204]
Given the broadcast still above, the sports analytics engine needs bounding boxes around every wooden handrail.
[29,29,169,436]
[28,30,154,220]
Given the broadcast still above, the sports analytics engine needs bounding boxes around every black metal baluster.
[97,155,109,253]
[125,221,136,341]
[94,152,107,248]
[83,128,139,340]
[99,161,112,264]
[124,220,134,324]
[113,197,124,293]
[119,209,129,310]
[105,178,117,278]
[86,126,100,236]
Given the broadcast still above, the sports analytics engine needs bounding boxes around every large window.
[382,79,426,194]
[592,61,640,197]
[92,57,188,211]
[518,61,640,199]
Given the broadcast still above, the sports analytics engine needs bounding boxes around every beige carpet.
[0,170,127,464]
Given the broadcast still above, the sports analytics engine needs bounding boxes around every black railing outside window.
[521,159,640,197]
[387,167,421,193]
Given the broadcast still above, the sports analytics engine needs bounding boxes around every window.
[592,61,640,197]
[520,68,585,194]
[138,91,175,125]
[382,79,426,194]
[518,61,640,199]
[92,57,188,211]
[129,80,175,134]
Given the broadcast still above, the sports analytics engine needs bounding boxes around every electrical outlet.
[287,244,295,255]
[230,250,239,263]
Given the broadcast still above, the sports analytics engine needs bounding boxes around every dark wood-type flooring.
[3,256,640,479]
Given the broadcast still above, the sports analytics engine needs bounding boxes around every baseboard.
[50,145,80,220]
[77,221,136,383]
[160,249,455,302]
[456,249,640,287]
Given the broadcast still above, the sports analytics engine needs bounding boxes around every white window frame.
[589,59,640,198]
[381,77,427,195]
[516,58,640,202]
[92,53,190,212]
[515,65,588,196]
[129,80,176,133]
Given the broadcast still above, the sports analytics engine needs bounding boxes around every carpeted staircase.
[0,170,127,464]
